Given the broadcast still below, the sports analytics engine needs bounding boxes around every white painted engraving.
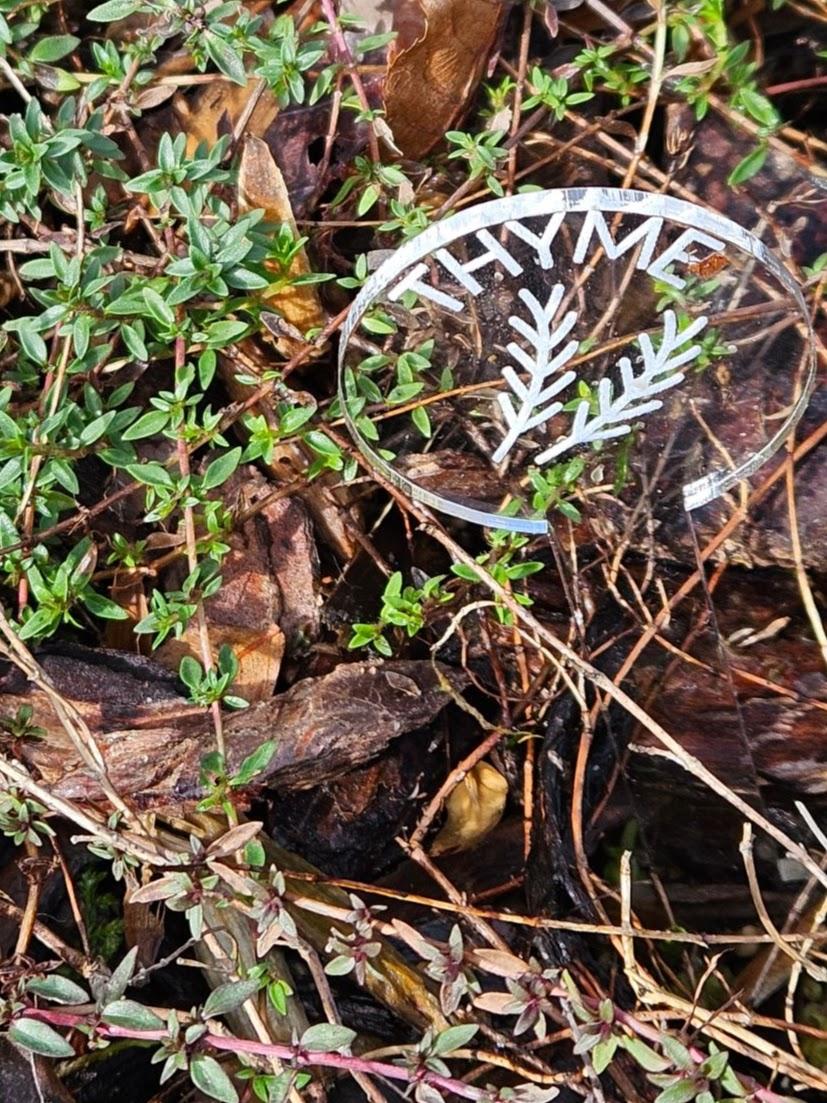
[572,211,665,270]
[341,188,815,532]
[387,261,464,311]
[387,214,726,306]
[647,228,726,288]
[534,310,708,465]
[435,229,523,296]
[492,284,579,464]
[504,213,566,270]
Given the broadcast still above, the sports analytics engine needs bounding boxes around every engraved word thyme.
[340,189,816,529]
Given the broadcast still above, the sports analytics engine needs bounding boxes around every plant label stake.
[340,189,822,916]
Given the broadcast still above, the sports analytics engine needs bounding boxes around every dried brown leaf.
[153,469,321,696]
[123,899,165,971]
[237,136,325,353]
[383,0,505,159]
[664,58,720,79]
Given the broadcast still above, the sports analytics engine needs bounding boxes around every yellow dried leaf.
[174,78,279,154]
[237,135,324,352]
[431,761,508,855]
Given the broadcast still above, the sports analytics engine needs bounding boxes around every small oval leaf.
[300,1023,356,1052]
[206,821,264,859]
[26,975,90,1005]
[432,1023,479,1055]
[9,1018,75,1058]
[102,999,165,1032]
[190,1053,239,1103]
[203,979,261,1020]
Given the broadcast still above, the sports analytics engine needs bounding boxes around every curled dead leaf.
[174,77,279,154]
[383,0,506,160]
[237,136,325,354]
[133,83,177,111]
[664,58,720,79]
[431,761,508,855]
[105,568,148,653]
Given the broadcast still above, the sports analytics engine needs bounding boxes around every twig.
[765,75,827,95]
[295,934,387,1103]
[398,841,511,954]
[785,888,827,1060]
[739,824,826,982]
[51,835,91,960]
[0,893,90,975]
[0,605,143,829]
[570,671,611,924]
[335,427,827,893]
[230,77,267,153]
[620,0,667,189]
[0,55,33,104]
[173,332,225,759]
[505,1,534,196]
[287,876,827,947]
[14,841,44,958]
[0,755,175,868]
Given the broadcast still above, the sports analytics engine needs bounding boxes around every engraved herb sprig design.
[491,285,578,464]
[492,303,708,468]
[534,310,708,465]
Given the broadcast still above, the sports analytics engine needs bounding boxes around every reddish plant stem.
[765,75,827,96]
[21,1010,489,1101]
[319,0,381,164]
[21,988,795,1103]
[611,1008,791,1103]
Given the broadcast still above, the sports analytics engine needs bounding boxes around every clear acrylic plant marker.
[338,189,815,533]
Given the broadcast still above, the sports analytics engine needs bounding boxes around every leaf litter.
[0,3,826,1103]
